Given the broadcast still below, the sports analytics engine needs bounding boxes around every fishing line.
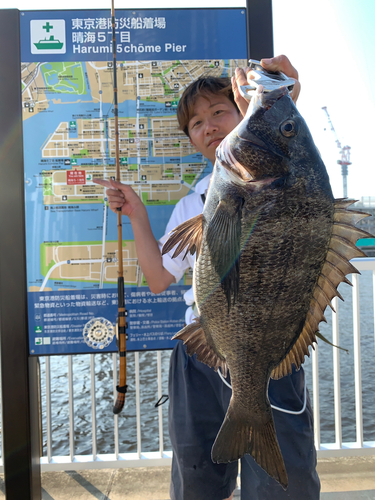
[217,368,307,415]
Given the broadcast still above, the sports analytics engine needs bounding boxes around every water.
[39,271,375,457]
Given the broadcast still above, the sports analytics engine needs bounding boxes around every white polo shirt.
[158,174,212,324]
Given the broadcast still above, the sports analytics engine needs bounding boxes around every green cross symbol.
[43,22,53,33]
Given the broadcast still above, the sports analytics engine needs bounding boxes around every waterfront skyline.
[4,0,375,199]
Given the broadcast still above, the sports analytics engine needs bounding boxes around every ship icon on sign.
[31,20,66,54]
[34,35,64,50]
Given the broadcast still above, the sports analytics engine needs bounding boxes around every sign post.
[20,8,248,356]
[0,9,41,500]
[246,0,274,59]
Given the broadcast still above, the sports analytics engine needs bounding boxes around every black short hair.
[177,76,239,137]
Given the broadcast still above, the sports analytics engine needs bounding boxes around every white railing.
[1,259,375,472]
[39,350,172,471]
[311,257,375,457]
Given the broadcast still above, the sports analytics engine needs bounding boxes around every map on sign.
[22,58,245,293]
[22,57,246,354]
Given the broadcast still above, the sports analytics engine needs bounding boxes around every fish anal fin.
[162,214,203,259]
[211,407,288,490]
[172,318,228,376]
[207,199,243,311]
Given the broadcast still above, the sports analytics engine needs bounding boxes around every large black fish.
[162,86,370,489]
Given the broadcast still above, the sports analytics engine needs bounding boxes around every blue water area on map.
[48,88,92,103]
[46,73,59,85]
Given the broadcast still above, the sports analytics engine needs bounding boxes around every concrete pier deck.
[1,456,374,499]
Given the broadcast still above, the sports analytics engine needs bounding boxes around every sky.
[4,0,375,200]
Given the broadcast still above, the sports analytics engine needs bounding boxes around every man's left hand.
[232,54,301,117]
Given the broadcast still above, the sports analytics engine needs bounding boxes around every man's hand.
[232,54,300,116]
[261,55,300,103]
[232,66,252,117]
[93,178,146,219]
[93,179,174,294]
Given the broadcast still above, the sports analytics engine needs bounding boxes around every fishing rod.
[111,0,128,414]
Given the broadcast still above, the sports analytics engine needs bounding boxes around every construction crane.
[322,106,351,198]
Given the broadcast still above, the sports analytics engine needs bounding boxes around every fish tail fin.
[211,406,288,490]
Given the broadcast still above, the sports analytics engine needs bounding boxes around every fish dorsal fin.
[207,199,243,311]
[271,200,370,380]
[172,318,228,376]
[162,213,203,259]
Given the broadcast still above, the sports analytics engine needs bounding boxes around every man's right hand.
[93,178,174,293]
[93,178,146,219]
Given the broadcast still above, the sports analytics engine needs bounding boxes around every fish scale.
[162,85,372,489]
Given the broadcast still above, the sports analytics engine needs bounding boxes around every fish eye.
[280,120,297,137]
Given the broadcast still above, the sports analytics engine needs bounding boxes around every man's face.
[188,93,242,164]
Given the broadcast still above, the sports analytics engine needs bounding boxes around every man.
[94,55,320,500]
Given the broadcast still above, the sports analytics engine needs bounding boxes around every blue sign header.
[20,8,247,62]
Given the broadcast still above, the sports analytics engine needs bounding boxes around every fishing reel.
[83,317,115,349]
[239,59,295,101]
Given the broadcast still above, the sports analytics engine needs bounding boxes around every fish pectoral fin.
[172,318,228,377]
[212,407,288,490]
[207,199,242,311]
[272,199,367,380]
[162,213,203,259]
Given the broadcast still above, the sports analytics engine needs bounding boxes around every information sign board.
[20,8,247,355]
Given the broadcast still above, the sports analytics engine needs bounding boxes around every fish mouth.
[258,85,289,110]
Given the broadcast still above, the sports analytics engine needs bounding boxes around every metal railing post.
[157,351,164,456]
[352,274,363,447]
[332,297,342,448]
[135,352,142,458]
[68,356,75,462]
[90,354,97,459]
[312,345,320,450]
